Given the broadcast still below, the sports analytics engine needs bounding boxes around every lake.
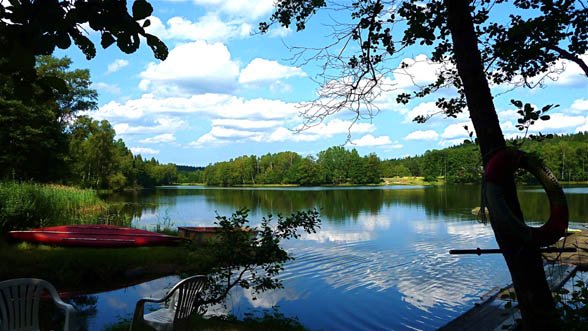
[79,185,588,330]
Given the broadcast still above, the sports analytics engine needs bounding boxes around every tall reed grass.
[0,181,109,231]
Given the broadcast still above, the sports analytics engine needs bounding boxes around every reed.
[0,181,108,231]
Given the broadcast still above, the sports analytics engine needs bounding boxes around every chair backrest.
[171,275,207,322]
[0,278,54,331]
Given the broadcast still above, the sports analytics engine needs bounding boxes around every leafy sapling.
[197,208,321,309]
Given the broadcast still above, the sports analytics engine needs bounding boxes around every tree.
[364,153,381,184]
[348,149,366,184]
[262,1,587,328]
[198,208,321,308]
[0,0,167,102]
[69,117,121,189]
[0,56,97,181]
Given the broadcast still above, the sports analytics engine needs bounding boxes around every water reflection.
[68,276,180,330]
[104,185,588,229]
[86,185,588,330]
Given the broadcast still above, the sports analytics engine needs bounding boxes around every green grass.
[0,238,212,292]
[0,181,109,231]
[105,309,307,331]
[382,176,444,185]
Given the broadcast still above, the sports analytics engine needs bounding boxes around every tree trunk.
[444,1,559,329]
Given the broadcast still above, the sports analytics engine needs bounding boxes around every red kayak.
[8,225,181,247]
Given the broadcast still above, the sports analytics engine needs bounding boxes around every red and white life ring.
[484,149,568,247]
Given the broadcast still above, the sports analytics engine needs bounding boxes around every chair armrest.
[45,285,74,331]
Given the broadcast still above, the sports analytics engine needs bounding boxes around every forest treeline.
[181,147,382,186]
[0,56,178,190]
[180,132,588,186]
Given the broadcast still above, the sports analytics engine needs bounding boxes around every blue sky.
[56,0,588,167]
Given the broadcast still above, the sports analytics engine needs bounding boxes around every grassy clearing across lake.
[0,181,110,231]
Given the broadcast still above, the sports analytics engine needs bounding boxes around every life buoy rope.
[484,148,568,247]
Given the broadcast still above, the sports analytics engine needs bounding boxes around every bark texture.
[444,1,559,329]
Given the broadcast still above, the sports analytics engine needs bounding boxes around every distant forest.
[177,131,588,186]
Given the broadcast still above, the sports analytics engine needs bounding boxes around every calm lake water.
[78,185,588,330]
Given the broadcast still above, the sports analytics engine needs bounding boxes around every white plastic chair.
[0,278,74,331]
[130,275,207,331]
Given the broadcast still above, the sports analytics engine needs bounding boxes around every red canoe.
[8,225,181,247]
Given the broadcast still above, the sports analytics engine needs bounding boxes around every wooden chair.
[130,275,207,331]
[0,278,74,331]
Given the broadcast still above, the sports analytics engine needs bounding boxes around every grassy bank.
[0,181,110,231]
[175,177,444,187]
[106,311,307,331]
[0,239,212,293]
[382,176,443,185]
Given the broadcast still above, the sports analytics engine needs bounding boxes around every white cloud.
[211,119,282,130]
[189,125,321,148]
[269,80,293,93]
[505,53,588,89]
[546,54,588,88]
[401,101,466,124]
[188,133,221,148]
[351,134,393,146]
[92,82,121,94]
[302,119,376,136]
[570,98,588,114]
[191,0,275,20]
[576,117,588,132]
[388,144,404,149]
[144,14,251,42]
[139,133,176,144]
[441,122,471,139]
[438,138,467,147]
[498,112,585,134]
[267,127,319,142]
[96,94,301,130]
[107,59,129,74]
[268,26,292,37]
[405,130,439,141]
[139,41,240,95]
[528,113,585,132]
[130,147,159,155]
[209,126,262,139]
[114,117,188,135]
[392,54,445,91]
[239,58,306,85]
[497,109,519,122]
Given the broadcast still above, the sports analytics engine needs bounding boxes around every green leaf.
[132,0,153,20]
[540,115,550,121]
[70,31,96,60]
[524,103,533,113]
[39,76,68,94]
[143,19,151,28]
[55,32,71,49]
[511,99,523,108]
[101,32,115,49]
[145,33,169,60]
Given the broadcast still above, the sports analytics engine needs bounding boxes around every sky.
[56,0,588,167]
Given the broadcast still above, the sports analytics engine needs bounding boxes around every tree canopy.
[0,0,167,100]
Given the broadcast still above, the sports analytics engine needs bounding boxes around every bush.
[198,208,321,309]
